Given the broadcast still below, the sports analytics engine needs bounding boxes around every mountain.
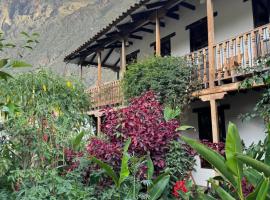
[0,0,137,86]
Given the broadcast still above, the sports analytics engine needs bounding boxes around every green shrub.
[165,141,196,181]
[122,56,200,109]
[0,70,91,193]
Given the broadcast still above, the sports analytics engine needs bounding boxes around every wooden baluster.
[230,39,238,81]
[229,39,234,77]
[203,49,208,87]
[217,44,222,84]
[251,31,257,66]
[244,34,249,67]
[259,28,265,57]
[223,42,229,78]
[195,53,201,82]
[237,36,242,68]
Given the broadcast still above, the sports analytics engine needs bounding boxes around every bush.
[87,91,180,170]
[0,70,91,194]
[122,56,199,109]
[165,141,196,181]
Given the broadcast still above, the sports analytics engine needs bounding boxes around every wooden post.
[206,0,220,142]
[97,116,101,135]
[120,38,126,78]
[206,0,215,88]
[97,51,102,85]
[155,11,161,56]
[210,99,220,143]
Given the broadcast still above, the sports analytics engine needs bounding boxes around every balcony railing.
[87,80,124,109]
[88,23,270,110]
[186,23,270,86]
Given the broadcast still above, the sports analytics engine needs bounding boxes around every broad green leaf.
[225,122,243,198]
[147,155,154,180]
[91,157,119,186]
[244,168,264,186]
[236,153,270,177]
[123,138,131,152]
[148,175,170,200]
[72,131,85,150]
[164,106,181,121]
[210,179,235,200]
[226,122,243,175]
[256,178,269,200]
[0,59,8,68]
[0,71,12,80]
[118,138,131,187]
[265,125,270,165]
[181,136,237,187]
[246,178,264,200]
[9,60,32,68]
[176,125,194,131]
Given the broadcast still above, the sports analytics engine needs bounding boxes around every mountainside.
[0,0,136,86]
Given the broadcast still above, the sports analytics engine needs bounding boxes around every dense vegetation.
[122,56,200,109]
[1,30,270,199]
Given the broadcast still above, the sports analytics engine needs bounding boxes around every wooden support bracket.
[199,92,227,102]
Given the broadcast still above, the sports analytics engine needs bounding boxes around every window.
[252,0,270,28]
[189,20,208,52]
[186,12,217,52]
[150,32,175,57]
[126,50,140,65]
[160,39,171,56]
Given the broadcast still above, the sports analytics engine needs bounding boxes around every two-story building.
[64,0,270,185]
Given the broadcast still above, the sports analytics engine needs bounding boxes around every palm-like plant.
[181,122,270,200]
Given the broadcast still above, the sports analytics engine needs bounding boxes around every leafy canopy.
[122,56,200,109]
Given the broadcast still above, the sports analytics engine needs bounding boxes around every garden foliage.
[122,56,200,109]
[87,91,180,170]
[0,70,91,197]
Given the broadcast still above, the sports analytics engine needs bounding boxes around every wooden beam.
[145,1,167,9]
[166,12,179,20]
[134,27,154,33]
[150,32,176,47]
[97,116,101,135]
[90,53,97,62]
[155,11,161,57]
[130,10,154,21]
[149,21,166,27]
[180,1,196,10]
[120,38,126,78]
[129,34,143,40]
[207,0,215,89]
[114,58,120,67]
[97,51,102,85]
[102,48,114,65]
[75,0,182,59]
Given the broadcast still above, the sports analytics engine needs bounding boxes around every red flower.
[43,134,49,142]
[172,180,188,197]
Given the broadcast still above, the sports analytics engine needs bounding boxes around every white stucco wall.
[126,0,254,61]
[102,0,255,82]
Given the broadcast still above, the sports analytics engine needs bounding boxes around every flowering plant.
[172,179,192,199]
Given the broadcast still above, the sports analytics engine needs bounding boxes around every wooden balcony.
[87,80,124,109]
[187,23,270,87]
[88,23,270,110]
